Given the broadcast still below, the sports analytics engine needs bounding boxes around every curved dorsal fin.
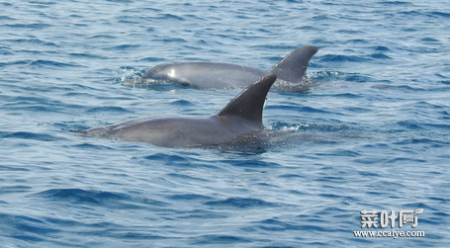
[271,45,318,83]
[217,75,277,125]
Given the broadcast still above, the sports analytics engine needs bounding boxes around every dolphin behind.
[271,46,319,83]
[136,46,318,92]
[85,75,277,148]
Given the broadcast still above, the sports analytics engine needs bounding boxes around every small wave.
[0,60,32,68]
[35,189,129,206]
[114,67,145,85]
[87,34,117,40]
[34,188,170,209]
[86,106,131,114]
[169,99,193,106]
[191,235,252,245]
[168,173,210,182]
[309,71,371,83]
[71,143,114,150]
[386,157,427,164]
[379,1,412,5]
[423,123,450,130]
[431,11,450,19]
[230,160,280,168]
[393,137,449,146]
[69,53,109,59]
[153,37,187,43]
[138,57,166,62]
[269,122,351,132]
[250,44,298,50]
[0,213,59,239]
[337,29,365,34]
[111,44,141,50]
[6,23,52,29]
[344,38,369,44]
[124,78,190,91]
[372,46,391,51]
[141,153,213,167]
[272,78,318,93]
[204,197,278,209]
[371,53,392,59]
[320,54,371,63]
[4,38,57,47]
[312,15,332,21]
[265,105,330,114]
[166,194,213,201]
[144,153,187,162]
[0,47,13,56]
[0,186,32,194]
[256,218,330,232]
[0,15,15,21]
[29,59,84,68]
[0,165,29,172]
[421,37,440,43]
[396,120,423,130]
[0,131,60,142]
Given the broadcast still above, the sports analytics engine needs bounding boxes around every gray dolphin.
[85,75,277,148]
[138,46,318,92]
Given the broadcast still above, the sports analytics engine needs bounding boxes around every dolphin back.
[217,75,277,126]
[270,46,318,83]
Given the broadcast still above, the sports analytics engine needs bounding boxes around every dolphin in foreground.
[84,75,277,148]
[134,46,318,92]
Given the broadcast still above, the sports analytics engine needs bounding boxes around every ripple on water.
[319,54,372,63]
[33,188,170,209]
[85,106,131,114]
[0,131,61,142]
[204,197,278,209]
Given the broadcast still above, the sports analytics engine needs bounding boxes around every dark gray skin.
[85,75,277,148]
[140,46,318,92]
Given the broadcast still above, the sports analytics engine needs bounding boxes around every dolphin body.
[140,46,318,92]
[85,75,277,148]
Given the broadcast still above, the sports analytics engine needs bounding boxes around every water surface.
[0,0,449,247]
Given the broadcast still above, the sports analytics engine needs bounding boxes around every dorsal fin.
[270,45,318,83]
[217,75,277,125]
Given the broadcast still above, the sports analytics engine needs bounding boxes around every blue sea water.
[1,0,449,247]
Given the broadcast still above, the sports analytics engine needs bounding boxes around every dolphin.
[135,46,318,92]
[85,75,277,148]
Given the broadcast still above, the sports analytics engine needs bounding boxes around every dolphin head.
[143,63,192,86]
[143,63,173,79]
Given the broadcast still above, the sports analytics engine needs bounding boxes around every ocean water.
[1,0,449,247]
